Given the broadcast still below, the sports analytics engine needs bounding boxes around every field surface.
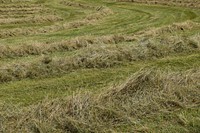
[0,0,200,132]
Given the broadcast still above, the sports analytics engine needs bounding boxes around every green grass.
[0,0,200,132]
[0,52,199,105]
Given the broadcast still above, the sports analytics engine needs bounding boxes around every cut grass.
[0,53,199,105]
[0,0,200,132]
[1,66,199,132]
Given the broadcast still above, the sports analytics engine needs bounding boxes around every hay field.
[0,0,200,132]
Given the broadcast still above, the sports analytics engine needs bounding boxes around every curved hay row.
[60,0,97,9]
[1,68,199,132]
[0,3,62,25]
[0,7,44,12]
[0,21,198,59]
[0,7,113,38]
[117,0,200,8]
[0,0,33,3]
[0,34,199,83]
[134,20,200,37]
[0,34,133,59]
[0,15,63,25]
[0,3,42,8]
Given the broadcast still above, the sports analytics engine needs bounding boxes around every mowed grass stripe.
[0,53,199,106]
[0,2,198,40]
[0,35,199,83]
[0,7,112,39]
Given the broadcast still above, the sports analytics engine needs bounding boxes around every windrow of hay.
[134,21,200,38]
[0,14,32,19]
[64,7,113,28]
[0,3,49,16]
[0,0,33,3]
[0,6,44,12]
[60,0,96,9]
[0,10,45,16]
[0,3,62,24]
[1,68,199,132]
[0,3,42,8]
[117,0,200,8]
[0,15,63,25]
[0,24,64,38]
[0,34,199,83]
[0,34,134,59]
[0,21,198,59]
[0,7,113,39]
